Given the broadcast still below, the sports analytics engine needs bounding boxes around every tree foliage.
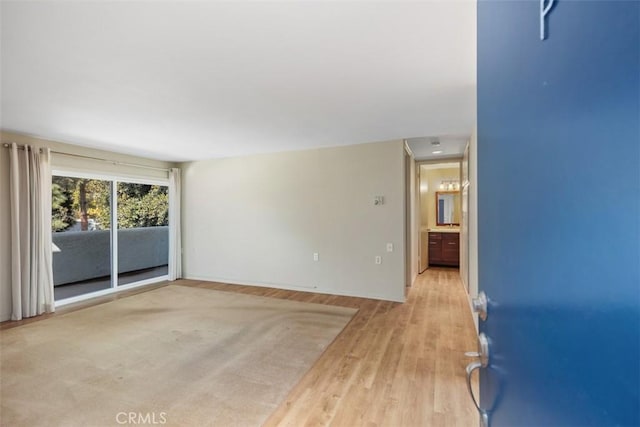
[51,177,168,232]
[52,180,75,231]
[117,184,169,229]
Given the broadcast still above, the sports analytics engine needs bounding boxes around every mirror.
[436,191,461,226]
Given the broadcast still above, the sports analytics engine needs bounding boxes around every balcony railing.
[52,226,169,287]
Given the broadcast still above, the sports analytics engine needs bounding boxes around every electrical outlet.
[386,243,393,252]
[313,252,319,261]
[375,256,382,265]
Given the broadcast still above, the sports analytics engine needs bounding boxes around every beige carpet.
[0,285,356,426]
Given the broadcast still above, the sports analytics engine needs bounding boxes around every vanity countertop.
[425,228,460,233]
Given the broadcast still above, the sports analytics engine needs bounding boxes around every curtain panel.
[168,167,182,281]
[8,143,55,320]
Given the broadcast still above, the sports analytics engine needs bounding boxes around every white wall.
[418,164,462,229]
[181,140,406,302]
[0,130,174,321]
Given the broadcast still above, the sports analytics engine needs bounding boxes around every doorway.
[417,161,462,273]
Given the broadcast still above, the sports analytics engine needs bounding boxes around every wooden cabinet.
[428,232,459,267]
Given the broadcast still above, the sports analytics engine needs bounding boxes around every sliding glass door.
[52,176,113,300]
[117,182,169,286]
[51,173,169,301]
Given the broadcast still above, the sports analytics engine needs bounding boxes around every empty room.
[1,1,638,427]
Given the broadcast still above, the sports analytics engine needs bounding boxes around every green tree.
[117,184,168,228]
[51,178,168,231]
[84,180,111,229]
[51,176,77,232]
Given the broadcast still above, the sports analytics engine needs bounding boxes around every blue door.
[476,1,639,425]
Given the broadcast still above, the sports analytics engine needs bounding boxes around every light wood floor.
[262,268,480,427]
[1,267,479,426]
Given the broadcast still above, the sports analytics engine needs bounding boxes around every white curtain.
[168,168,182,281]
[9,143,55,320]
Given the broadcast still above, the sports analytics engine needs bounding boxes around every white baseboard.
[183,274,406,303]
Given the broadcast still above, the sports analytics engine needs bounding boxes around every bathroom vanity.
[428,230,460,267]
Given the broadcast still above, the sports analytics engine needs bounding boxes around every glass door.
[52,176,113,300]
[52,174,170,302]
[116,182,169,286]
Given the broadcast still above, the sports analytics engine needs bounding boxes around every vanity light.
[439,180,460,191]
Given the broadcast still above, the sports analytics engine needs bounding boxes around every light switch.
[313,252,319,261]
[386,243,393,252]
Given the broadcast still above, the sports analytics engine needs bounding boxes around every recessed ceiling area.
[0,1,476,162]
[406,136,469,161]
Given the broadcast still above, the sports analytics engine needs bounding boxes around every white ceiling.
[0,1,476,162]
[407,135,469,161]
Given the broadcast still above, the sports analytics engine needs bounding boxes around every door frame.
[415,158,464,275]
[403,142,417,291]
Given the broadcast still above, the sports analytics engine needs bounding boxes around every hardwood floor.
[178,268,479,426]
[1,267,479,426]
